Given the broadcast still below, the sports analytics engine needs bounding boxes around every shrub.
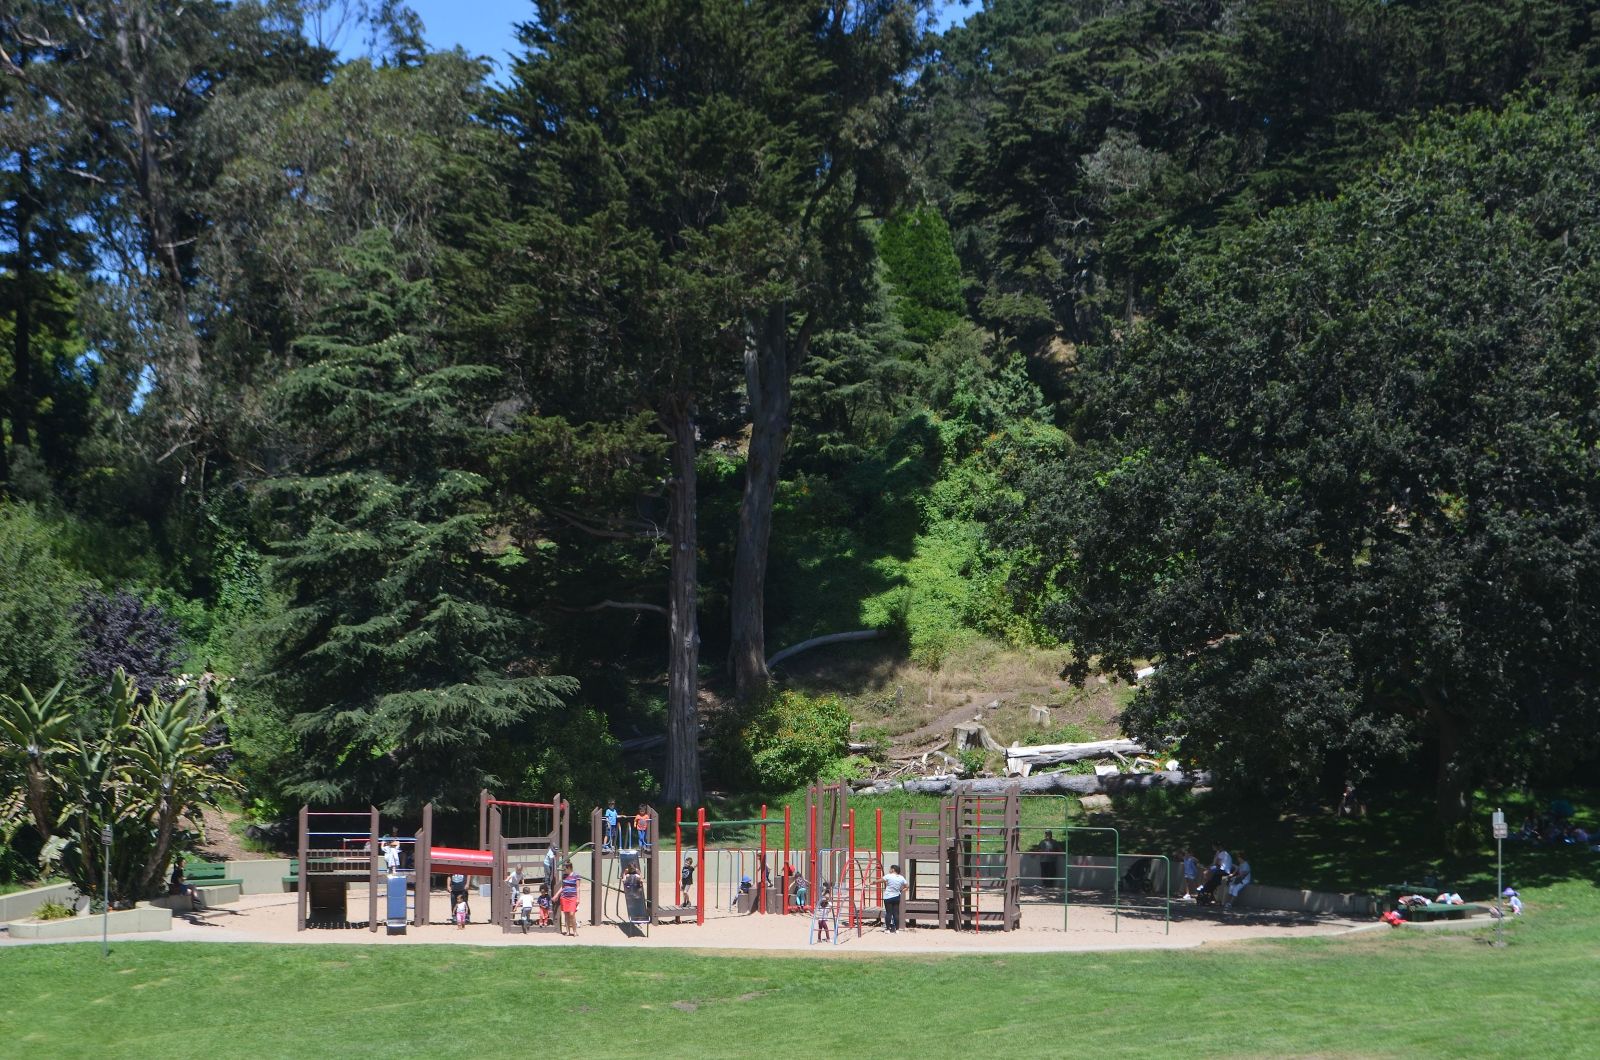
[32,899,75,921]
[741,690,852,792]
[956,748,988,776]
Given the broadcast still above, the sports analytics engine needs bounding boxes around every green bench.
[181,861,243,889]
[1401,901,1486,922]
[282,859,299,891]
[1381,879,1486,922]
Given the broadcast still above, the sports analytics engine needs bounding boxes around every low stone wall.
[0,881,83,926]
[224,859,292,895]
[1233,884,1375,917]
[7,904,173,939]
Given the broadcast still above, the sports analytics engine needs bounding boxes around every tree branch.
[556,599,668,617]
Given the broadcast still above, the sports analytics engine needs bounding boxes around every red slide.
[430,846,495,877]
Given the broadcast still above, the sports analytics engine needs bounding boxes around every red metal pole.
[808,797,818,912]
[847,808,857,934]
[696,808,707,926]
[759,803,768,915]
[675,806,684,906]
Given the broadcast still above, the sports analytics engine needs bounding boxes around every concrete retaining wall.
[0,882,83,925]
[7,904,172,939]
[224,858,292,895]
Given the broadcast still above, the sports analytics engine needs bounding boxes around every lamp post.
[100,824,113,958]
[1491,808,1506,948]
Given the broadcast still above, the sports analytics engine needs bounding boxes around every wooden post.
[368,807,380,932]
[296,805,308,931]
[413,804,431,927]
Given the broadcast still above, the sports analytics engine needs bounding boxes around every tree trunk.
[661,395,703,809]
[1427,693,1474,848]
[11,129,35,458]
[730,305,797,703]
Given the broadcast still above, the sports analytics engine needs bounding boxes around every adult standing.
[543,844,561,895]
[880,863,908,933]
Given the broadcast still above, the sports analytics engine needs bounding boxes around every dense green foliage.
[3,1,1599,846]
[0,672,235,904]
[0,504,85,697]
[1000,97,1600,833]
[736,689,852,792]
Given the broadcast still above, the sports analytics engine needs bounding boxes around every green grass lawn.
[4,878,1597,1057]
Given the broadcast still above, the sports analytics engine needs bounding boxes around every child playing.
[813,883,832,941]
[454,895,469,930]
[622,861,644,895]
[517,885,535,932]
[560,861,581,937]
[1179,848,1199,901]
[634,805,652,853]
[537,884,553,927]
[603,799,619,852]
[680,856,695,904]
[791,869,809,911]
[506,865,523,916]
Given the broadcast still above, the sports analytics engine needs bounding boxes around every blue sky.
[391,0,980,75]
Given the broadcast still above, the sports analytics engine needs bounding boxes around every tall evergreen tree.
[258,230,574,812]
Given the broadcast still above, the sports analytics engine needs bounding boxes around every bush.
[32,899,75,921]
[0,503,88,698]
[741,690,852,792]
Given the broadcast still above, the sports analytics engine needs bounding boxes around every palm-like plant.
[0,681,75,843]
[8,670,238,905]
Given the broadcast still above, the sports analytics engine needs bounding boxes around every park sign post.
[1492,809,1507,948]
[101,824,113,957]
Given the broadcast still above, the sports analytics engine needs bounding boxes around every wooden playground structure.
[291,781,1174,940]
[294,792,570,931]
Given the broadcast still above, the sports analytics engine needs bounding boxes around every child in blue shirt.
[603,800,619,852]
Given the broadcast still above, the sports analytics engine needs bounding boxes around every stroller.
[1119,857,1158,897]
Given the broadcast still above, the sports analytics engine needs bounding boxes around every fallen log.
[849,769,1207,797]
[1004,738,1148,776]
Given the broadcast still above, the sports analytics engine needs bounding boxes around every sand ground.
[2,888,1369,955]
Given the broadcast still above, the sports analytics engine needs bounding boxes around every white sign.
[1491,811,1507,840]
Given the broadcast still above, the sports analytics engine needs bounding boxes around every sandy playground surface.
[3,888,1372,955]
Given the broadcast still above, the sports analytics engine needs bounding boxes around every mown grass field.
[3,877,1597,1058]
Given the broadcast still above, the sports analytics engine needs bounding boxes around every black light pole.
[101,824,113,958]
